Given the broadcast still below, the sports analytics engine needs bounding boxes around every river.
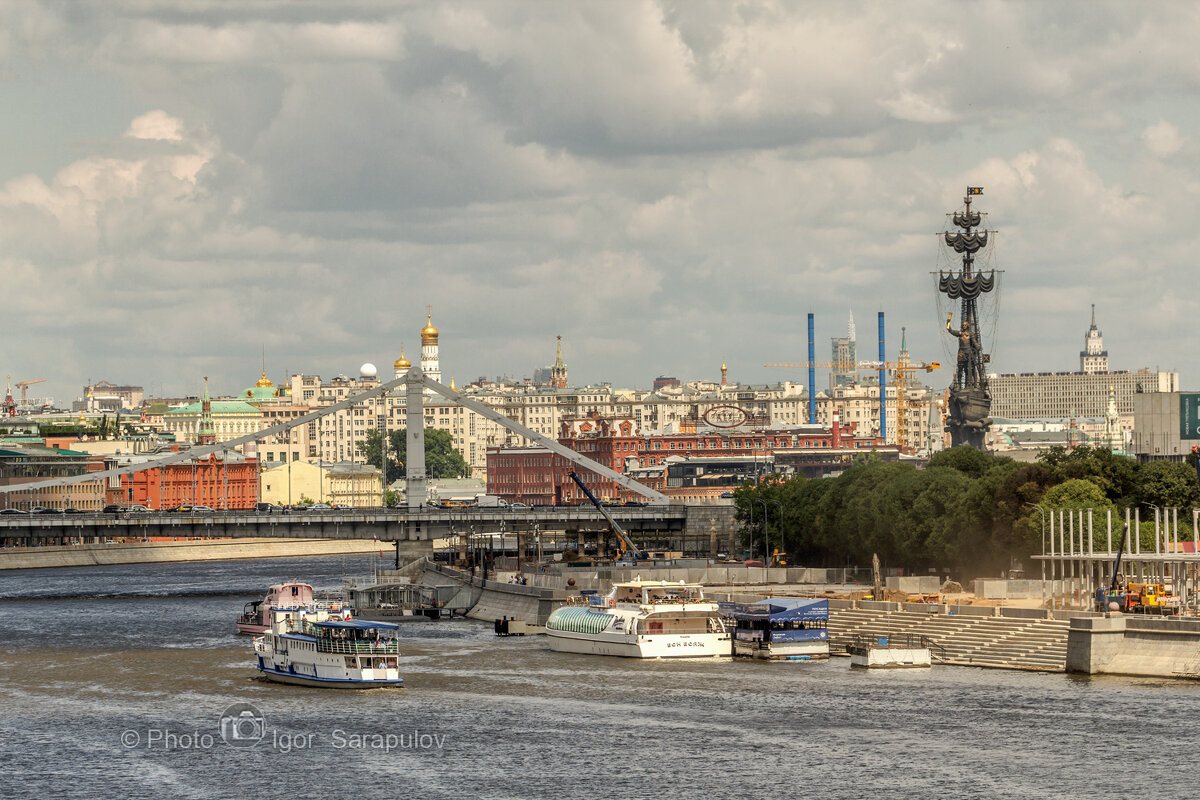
[0,555,1193,799]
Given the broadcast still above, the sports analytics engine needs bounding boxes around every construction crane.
[17,378,46,408]
[567,471,644,566]
[764,359,939,451]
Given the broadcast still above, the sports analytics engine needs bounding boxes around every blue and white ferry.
[253,607,405,688]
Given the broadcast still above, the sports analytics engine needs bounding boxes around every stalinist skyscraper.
[1080,304,1108,374]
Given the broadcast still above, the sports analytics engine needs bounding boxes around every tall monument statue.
[938,187,996,450]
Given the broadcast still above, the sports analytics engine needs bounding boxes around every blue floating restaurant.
[722,598,829,660]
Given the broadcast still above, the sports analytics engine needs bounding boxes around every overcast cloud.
[2,1,1198,404]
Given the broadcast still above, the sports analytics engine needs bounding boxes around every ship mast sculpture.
[939,187,995,450]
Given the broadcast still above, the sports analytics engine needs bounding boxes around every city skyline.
[2,3,1197,403]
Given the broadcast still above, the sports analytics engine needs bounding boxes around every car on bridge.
[0,508,28,515]
[168,504,215,513]
[30,506,62,514]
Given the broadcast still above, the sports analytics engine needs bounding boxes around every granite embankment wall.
[1067,615,1200,679]
[0,538,388,570]
[521,564,862,593]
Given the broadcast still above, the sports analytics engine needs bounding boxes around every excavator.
[567,471,646,566]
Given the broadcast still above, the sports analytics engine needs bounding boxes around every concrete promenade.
[0,537,389,570]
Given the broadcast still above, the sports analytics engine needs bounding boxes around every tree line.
[733,445,1200,578]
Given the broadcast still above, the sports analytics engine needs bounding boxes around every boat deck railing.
[316,639,401,655]
[847,633,946,661]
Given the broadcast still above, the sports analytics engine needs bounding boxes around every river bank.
[0,537,389,570]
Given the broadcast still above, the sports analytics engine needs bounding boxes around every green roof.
[165,400,262,415]
[241,386,279,400]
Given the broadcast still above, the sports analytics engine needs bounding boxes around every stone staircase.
[829,608,1069,671]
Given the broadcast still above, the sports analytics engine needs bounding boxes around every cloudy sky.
[2,1,1197,405]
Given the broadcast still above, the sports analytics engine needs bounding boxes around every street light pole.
[771,498,785,560]
[757,498,769,585]
[1148,502,1161,556]
[1025,502,1047,554]
[1025,502,1047,610]
[745,499,754,562]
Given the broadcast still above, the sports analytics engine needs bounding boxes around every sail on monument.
[938,186,997,450]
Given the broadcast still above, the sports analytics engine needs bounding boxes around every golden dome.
[255,370,274,388]
[450,375,458,391]
[393,342,412,370]
[420,309,439,344]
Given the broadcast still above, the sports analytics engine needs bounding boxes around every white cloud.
[1142,120,1185,158]
[126,110,184,142]
[3,2,1200,400]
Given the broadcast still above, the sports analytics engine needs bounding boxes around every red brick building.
[486,414,886,505]
[109,452,259,510]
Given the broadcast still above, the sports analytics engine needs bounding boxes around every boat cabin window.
[643,586,702,604]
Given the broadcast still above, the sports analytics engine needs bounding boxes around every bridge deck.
[0,506,693,542]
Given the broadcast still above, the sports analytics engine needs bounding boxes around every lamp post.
[745,499,754,563]
[1025,502,1047,610]
[770,499,785,560]
[1025,502,1047,554]
[1147,502,1161,557]
[757,498,769,585]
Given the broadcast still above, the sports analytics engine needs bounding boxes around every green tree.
[1133,460,1200,509]
[1042,479,1115,552]
[356,428,471,481]
[356,429,406,483]
[927,446,1005,479]
[1039,445,1137,502]
[422,429,472,478]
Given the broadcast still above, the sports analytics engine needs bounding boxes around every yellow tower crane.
[17,378,46,408]
[763,360,939,452]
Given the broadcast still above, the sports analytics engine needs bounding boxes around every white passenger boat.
[546,580,730,658]
[237,580,350,634]
[253,607,405,688]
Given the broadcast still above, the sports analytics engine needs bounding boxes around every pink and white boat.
[237,581,317,635]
